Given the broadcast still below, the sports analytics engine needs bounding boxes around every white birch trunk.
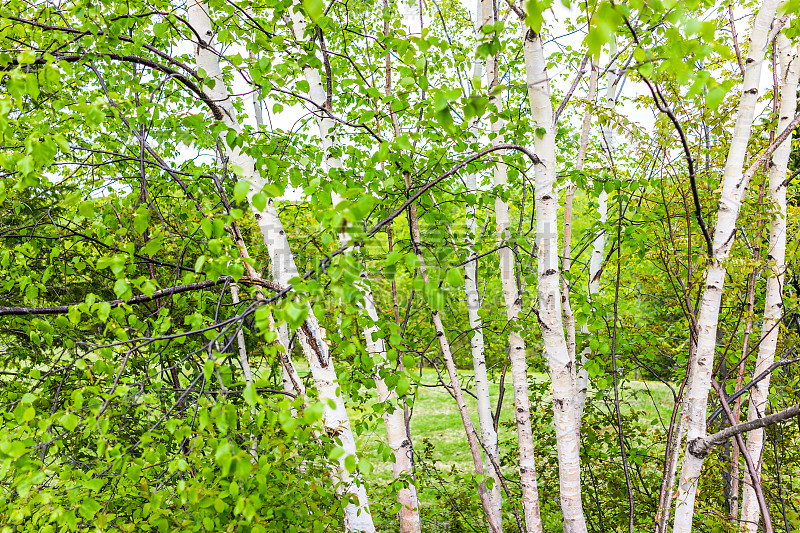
[739,35,799,533]
[481,14,543,533]
[523,28,587,533]
[563,58,597,384]
[463,0,503,523]
[330,182,421,533]
[285,10,421,530]
[465,170,503,524]
[575,51,612,427]
[672,2,779,532]
[402,171,501,533]
[188,3,375,531]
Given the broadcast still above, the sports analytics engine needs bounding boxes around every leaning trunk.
[739,34,799,533]
[671,2,779,532]
[404,172,502,533]
[464,0,503,523]
[188,3,375,531]
[285,8,421,531]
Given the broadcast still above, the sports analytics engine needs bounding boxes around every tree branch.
[0,276,283,316]
[691,402,800,456]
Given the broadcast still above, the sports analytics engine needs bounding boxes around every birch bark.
[479,11,544,532]
[672,2,779,531]
[188,3,375,531]
[523,28,587,533]
[283,8,421,531]
[739,34,799,533]
[463,0,502,523]
[563,58,597,375]
[575,47,616,427]
[403,172,502,533]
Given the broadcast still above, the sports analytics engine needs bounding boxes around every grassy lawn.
[337,366,676,484]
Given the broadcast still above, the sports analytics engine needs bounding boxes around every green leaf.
[21,393,36,404]
[243,384,258,407]
[113,278,130,299]
[68,306,81,325]
[16,155,35,176]
[358,457,373,476]
[344,454,357,473]
[284,301,308,329]
[303,0,324,22]
[328,446,344,461]
[252,192,267,212]
[79,498,101,520]
[233,180,250,202]
[17,50,36,65]
[445,268,462,287]
[78,201,95,218]
[97,301,112,321]
[133,208,150,235]
[396,375,410,397]
[204,359,215,382]
[60,412,79,432]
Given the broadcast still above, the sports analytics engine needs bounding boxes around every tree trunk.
[464,0,503,524]
[739,34,799,533]
[523,28,587,533]
[188,3,375,531]
[671,2,779,531]
[404,172,502,533]
[564,56,597,395]
[576,44,617,428]
[284,8,421,530]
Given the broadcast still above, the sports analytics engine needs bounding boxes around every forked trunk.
[739,34,799,533]
[672,2,779,531]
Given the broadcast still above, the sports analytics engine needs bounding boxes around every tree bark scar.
[301,321,328,367]
[746,87,759,94]
[687,438,709,459]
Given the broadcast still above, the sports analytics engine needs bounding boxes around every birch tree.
[464,0,502,522]
[188,2,375,530]
[672,1,781,530]
[3,1,800,533]
[524,25,588,533]
[739,34,800,533]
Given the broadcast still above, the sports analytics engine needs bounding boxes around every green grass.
[342,366,675,484]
